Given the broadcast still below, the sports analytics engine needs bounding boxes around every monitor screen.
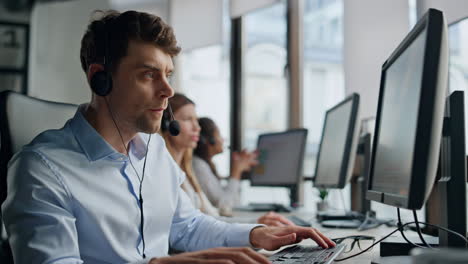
[371,29,427,197]
[250,129,308,187]
[367,8,448,209]
[313,94,360,189]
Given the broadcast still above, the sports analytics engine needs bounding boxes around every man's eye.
[144,72,154,79]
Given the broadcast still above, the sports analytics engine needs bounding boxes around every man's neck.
[83,102,136,155]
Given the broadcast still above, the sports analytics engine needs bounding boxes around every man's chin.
[136,117,162,134]
[139,125,161,134]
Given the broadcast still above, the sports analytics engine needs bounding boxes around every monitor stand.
[317,210,364,228]
[241,184,301,213]
[321,219,363,228]
[319,210,392,229]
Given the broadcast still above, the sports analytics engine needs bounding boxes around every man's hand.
[257,211,295,227]
[249,226,336,251]
[149,247,270,264]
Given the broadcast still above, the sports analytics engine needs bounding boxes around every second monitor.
[313,93,360,189]
[250,128,308,187]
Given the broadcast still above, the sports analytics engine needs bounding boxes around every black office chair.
[0,90,77,263]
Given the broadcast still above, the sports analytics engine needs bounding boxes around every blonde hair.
[161,112,208,213]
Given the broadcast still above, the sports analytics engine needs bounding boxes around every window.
[302,0,344,178]
[243,2,288,150]
[408,0,417,28]
[178,4,232,175]
[241,2,289,204]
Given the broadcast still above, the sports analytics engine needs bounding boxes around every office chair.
[0,90,77,263]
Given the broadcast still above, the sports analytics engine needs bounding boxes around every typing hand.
[257,211,295,227]
[249,226,336,251]
[149,247,270,264]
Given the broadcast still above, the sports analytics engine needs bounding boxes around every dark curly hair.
[194,117,221,179]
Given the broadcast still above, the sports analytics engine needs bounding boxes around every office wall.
[169,0,223,52]
[27,0,224,104]
[28,0,111,104]
[28,0,169,104]
[230,0,279,18]
[343,0,409,119]
[417,0,468,24]
[111,0,169,21]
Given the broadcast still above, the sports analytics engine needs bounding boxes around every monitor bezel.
[366,9,446,209]
[249,128,308,187]
[313,93,360,189]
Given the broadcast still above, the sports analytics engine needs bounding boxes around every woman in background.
[193,117,256,213]
[161,93,294,226]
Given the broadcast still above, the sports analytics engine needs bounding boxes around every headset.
[198,118,216,146]
[199,134,216,145]
[87,16,178,259]
[161,103,180,136]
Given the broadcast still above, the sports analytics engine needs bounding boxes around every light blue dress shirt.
[2,106,259,264]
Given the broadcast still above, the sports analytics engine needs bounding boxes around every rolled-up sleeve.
[1,150,82,264]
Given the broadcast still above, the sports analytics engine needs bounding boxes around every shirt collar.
[70,104,148,162]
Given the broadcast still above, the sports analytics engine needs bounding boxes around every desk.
[231,209,412,264]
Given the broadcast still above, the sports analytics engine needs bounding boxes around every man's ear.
[87,63,105,83]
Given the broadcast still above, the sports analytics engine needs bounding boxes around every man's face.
[108,40,174,134]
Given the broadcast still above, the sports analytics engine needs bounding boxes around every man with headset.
[1,10,335,264]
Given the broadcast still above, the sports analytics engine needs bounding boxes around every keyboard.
[269,243,346,264]
[287,215,312,227]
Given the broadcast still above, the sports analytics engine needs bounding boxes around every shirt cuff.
[226,223,265,247]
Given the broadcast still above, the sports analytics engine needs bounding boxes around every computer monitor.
[313,93,360,189]
[367,8,448,210]
[250,128,308,187]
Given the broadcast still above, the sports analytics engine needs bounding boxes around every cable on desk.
[397,208,427,249]
[333,219,468,262]
[413,209,432,248]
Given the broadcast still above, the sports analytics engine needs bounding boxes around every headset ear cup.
[91,70,112,96]
[208,137,216,145]
[199,136,207,145]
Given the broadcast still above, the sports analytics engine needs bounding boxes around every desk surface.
[231,209,411,264]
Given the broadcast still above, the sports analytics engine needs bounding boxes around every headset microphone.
[167,103,180,136]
